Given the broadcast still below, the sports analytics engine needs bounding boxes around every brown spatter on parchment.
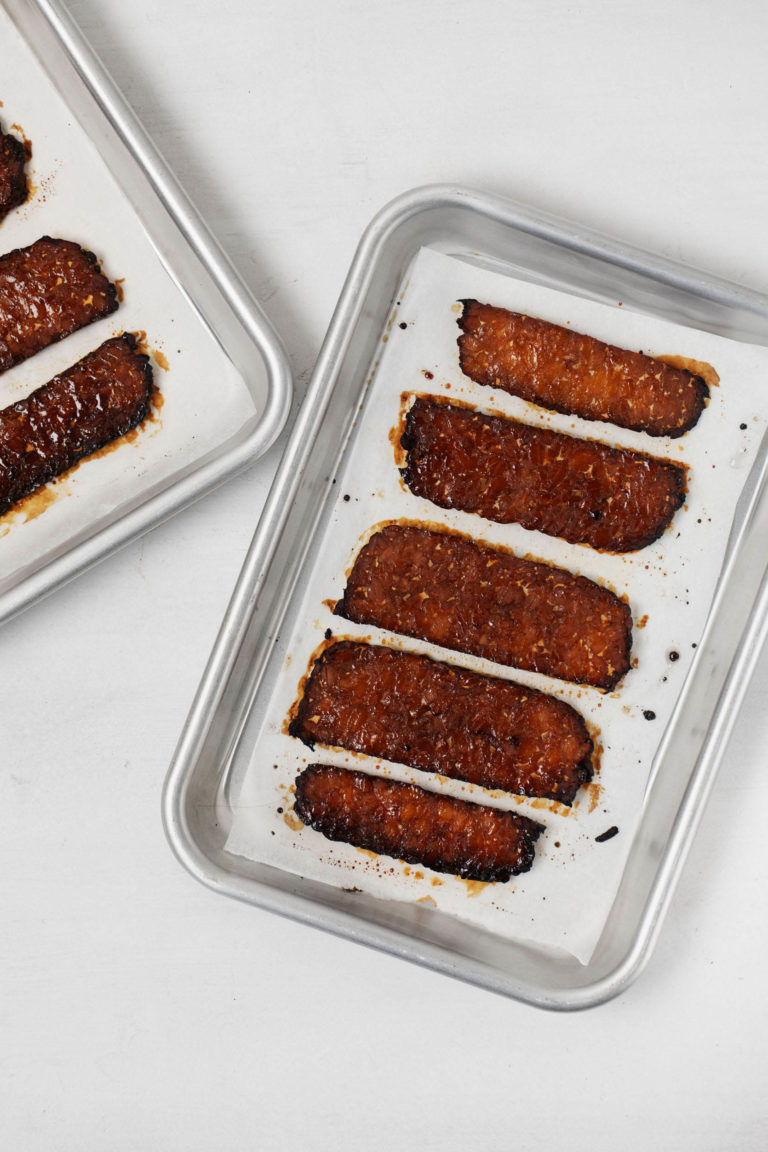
[282,811,304,832]
[461,878,491,898]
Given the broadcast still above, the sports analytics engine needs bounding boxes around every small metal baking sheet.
[0,0,291,624]
[164,185,768,1009]
[223,246,768,965]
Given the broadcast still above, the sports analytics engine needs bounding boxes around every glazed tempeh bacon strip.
[294,764,544,882]
[0,237,118,373]
[0,122,28,222]
[335,524,632,690]
[289,641,593,805]
[457,299,708,438]
[0,333,153,515]
[401,396,686,553]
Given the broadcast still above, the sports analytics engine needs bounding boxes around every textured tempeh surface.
[336,523,632,690]
[290,641,594,804]
[401,396,686,552]
[294,763,544,882]
[0,236,118,372]
[0,332,153,514]
[0,123,28,222]
[458,299,709,437]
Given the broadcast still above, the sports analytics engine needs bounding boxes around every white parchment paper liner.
[0,13,256,590]
[225,246,768,964]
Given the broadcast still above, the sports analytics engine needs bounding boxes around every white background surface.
[2,1,767,1148]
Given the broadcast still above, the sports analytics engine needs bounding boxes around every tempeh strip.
[458,299,708,437]
[0,333,153,515]
[335,524,632,690]
[401,396,686,552]
[0,237,118,373]
[0,123,28,222]
[289,641,593,805]
[294,763,544,882]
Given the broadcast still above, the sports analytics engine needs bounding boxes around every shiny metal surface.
[164,183,768,1009]
[0,0,293,624]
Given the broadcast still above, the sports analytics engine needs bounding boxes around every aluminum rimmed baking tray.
[163,183,768,1010]
[0,0,292,625]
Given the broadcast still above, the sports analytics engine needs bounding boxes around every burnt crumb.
[691,642,697,649]
[277,807,284,814]
[740,423,748,430]
[343,493,351,502]
[589,509,603,521]
[422,370,434,380]
[668,650,680,662]
[324,628,333,640]
[643,709,656,720]
[595,826,619,843]
[398,322,408,330]
[288,717,314,748]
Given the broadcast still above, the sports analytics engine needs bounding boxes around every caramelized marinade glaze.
[289,641,593,805]
[294,764,544,882]
[0,237,118,373]
[335,523,632,690]
[401,396,686,552]
[0,123,28,221]
[458,300,709,437]
[0,333,153,514]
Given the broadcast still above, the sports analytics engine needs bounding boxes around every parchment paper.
[0,11,257,592]
[225,245,768,964]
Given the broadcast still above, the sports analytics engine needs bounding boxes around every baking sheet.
[0,8,258,593]
[224,245,768,964]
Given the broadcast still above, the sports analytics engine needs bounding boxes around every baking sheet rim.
[162,182,768,1010]
[0,0,294,626]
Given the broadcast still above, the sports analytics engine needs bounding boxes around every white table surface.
[3,1,768,1147]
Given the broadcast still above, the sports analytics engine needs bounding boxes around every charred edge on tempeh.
[0,332,154,515]
[457,299,709,438]
[334,522,632,690]
[0,236,119,373]
[0,123,28,222]
[289,641,594,805]
[294,763,544,882]
[400,395,687,553]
